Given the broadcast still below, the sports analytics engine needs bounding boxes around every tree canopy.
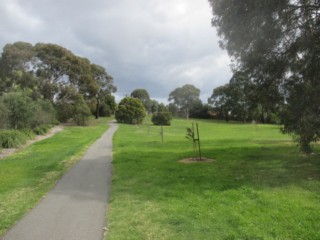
[130,88,151,113]
[208,0,320,153]
[115,97,146,124]
[168,84,200,119]
[0,41,116,125]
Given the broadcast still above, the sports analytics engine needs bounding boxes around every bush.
[21,128,36,139]
[72,95,91,126]
[151,112,172,126]
[32,99,57,127]
[115,97,146,124]
[0,99,9,129]
[2,91,36,129]
[0,130,27,148]
[56,93,91,126]
[33,125,51,135]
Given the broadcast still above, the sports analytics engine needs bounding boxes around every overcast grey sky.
[0,0,232,103]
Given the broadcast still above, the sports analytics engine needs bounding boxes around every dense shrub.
[0,130,27,148]
[56,94,91,126]
[0,99,9,128]
[33,99,57,127]
[99,103,113,117]
[33,125,51,135]
[151,112,172,126]
[115,97,146,124]
[21,128,36,139]
[72,95,92,126]
[2,91,36,129]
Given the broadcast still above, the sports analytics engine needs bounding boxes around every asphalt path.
[2,122,118,240]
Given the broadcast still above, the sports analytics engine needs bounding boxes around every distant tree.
[115,97,146,124]
[208,84,231,121]
[208,0,320,152]
[152,112,172,126]
[0,41,117,125]
[90,64,116,119]
[55,87,91,125]
[150,100,158,113]
[151,104,172,126]
[168,103,179,117]
[130,89,151,113]
[72,94,92,126]
[189,101,211,119]
[168,84,200,119]
[97,92,116,117]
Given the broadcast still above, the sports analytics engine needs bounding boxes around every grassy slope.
[0,117,110,236]
[107,118,320,240]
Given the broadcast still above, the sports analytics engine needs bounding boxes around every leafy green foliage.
[56,92,91,126]
[131,89,152,112]
[115,97,146,124]
[0,41,117,125]
[168,84,200,119]
[0,90,57,130]
[2,91,36,129]
[151,112,172,126]
[0,99,9,128]
[208,0,320,152]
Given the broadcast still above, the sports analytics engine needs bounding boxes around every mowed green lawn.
[0,117,110,236]
[107,118,320,240]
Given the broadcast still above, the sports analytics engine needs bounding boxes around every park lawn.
[0,117,111,236]
[107,117,320,240]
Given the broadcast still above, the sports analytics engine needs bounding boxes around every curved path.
[2,122,118,240]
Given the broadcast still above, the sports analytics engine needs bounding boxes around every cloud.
[0,0,232,103]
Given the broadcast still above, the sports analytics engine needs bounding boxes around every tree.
[0,41,117,125]
[168,84,200,119]
[189,102,211,119]
[208,0,320,153]
[151,104,172,126]
[152,112,172,126]
[0,42,36,94]
[90,64,116,119]
[131,89,151,113]
[115,97,146,124]
[208,84,231,121]
[55,88,91,126]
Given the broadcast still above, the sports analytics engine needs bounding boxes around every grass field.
[0,117,110,236]
[107,118,320,240]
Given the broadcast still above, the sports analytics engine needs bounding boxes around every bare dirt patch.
[178,157,215,164]
[0,125,64,159]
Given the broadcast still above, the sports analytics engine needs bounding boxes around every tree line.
[0,42,117,130]
[207,0,320,153]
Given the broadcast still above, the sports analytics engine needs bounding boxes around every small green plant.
[185,123,202,160]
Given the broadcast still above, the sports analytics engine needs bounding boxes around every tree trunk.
[95,98,100,119]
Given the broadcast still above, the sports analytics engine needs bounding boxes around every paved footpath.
[2,122,118,240]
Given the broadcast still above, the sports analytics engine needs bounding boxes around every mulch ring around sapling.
[178,157,215,164]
